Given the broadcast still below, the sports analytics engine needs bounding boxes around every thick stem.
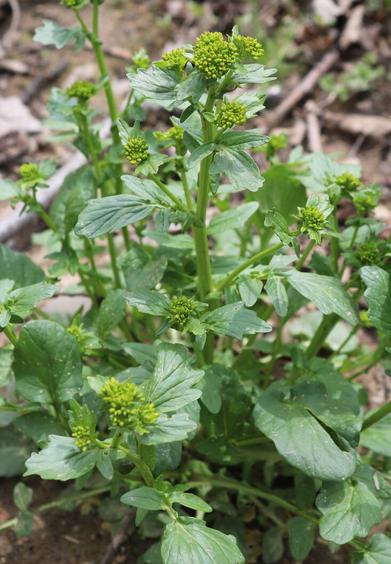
[4,325,18,346]
[362,399,391,431]
[305,314,338,359]
[216,242,284,292]
[295,239,316,270]
[117,445,154,487]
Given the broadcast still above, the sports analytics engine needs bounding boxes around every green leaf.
[15,510,33,537]
[352,534,391,564]
[253,386,356,480]
[262,526,283,564]
[125,289,170,316]
[202,302,271,339]
[287,517,316,562]
[128,66,180,109]
[201,367,222,414]
[360,266,391,334]
[237,276,263,307]
[34,20,85,50]
[0,427,31,477]
[233,64,277,85]
[14,412,64,446]
[97,289,127,338]
[13,320,82,404]
[6,282,57,322]
[122,255,167,292]
[0,244,45,288]
[208,203,259,235]
[188,143,215,168]
[13,482,33,511]
[143,343,204,412]
[24,435,97,481]
[360,413,391,456]
[141,413,197,445]
[161,517,244,564]
[211,147,264,192]
[170,492,212,513]
[0,348,13,386]
[0,179,18,200]
[287,270,359,325]
[219,130,269,150]
[265,276,288,317]
[316,466,384,544]
[75,195,155,238]
[96,450,113,480]
[121,487,167,510]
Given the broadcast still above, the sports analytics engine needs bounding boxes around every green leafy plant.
[0,1,391,562]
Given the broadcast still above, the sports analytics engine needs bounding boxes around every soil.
[0,0,390,562]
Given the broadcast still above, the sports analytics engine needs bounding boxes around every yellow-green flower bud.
[66,80,95,104]
[297,206,327,242]
[123,137,149,165]
[155,124,184,142]
[335,172,361,193]
[168,296,197,330]
[215,101,246,129]
[353,191,378,215]
[19,163,41,184]
[62,0,85,8]
[132,48,150,69]
[356,242,383,266]
[132,403,159,435]
[194,32,237,79]
[72,425,95,452]
[234,34,264,60]
[162,48,187,69]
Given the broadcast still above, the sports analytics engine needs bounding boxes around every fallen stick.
[265,48,339,132]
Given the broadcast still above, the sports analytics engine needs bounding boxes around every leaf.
[233,63,277,84]
[143,343,204,412]
[219,130,269,150]
[13,320,82,404]
[0,179,18,200]
[287,517,316,562]
[202,302,271,339]
[125,289,170,316]
[0,348,13,386]
[0,244,45,288]
[24,435,97,481]
[170,492,212,513]
[188,143,215,168]
[352,534,391,564]
[253,386,356,480]
[6,282,57,321]
[287,270,359,325]
[316,466,384,544]
[34,20,85,50]
[208,203,259,235]
[121,487,167,510]
[265,276,288,317]
[161,517,244,564]
[75,195,155,238]
[14,412,64,446]
[360,266,391,334]
[14,482,33,511]
[128,66,180,109]
[237,276,263,307]
[0,428,31,477]
[211,147,264,192]
[201,367,222,414]
[262,526,284,564]
[97,289,127,338]
[141,413,197,445]
[360,413,391,456]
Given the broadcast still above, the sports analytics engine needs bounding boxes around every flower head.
[161,48,187,69]
[194,32,237,79]
[168,296,197,330]
[66,80,95,104]
[132,48,150,69]
[234,34,264,60]
[335,172,361,193]
[297,205,327,242]
[62,0,86,8]
[356,241,383,266]
[99,377,158,433]
[155,124,184,142]
[72,425,96,452]
[215,101,246,129]
[19,163,41,185]
[123,136,149,165]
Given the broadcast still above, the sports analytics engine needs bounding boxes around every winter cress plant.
[0,1,391,562]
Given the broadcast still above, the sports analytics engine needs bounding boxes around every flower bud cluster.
[216,101,246,129]
[72,425,95,452]
[353,190,378,215]
[62,0,85,8]
[356,242,383,266]
[19,163,41,185]
[194,32,237,79]
[155,124,184,142]
[66,80,95,104]
[162,48,187,69]
[123,137,149,165]
[297,205,327,241]
[335,172,361,193]
[234,34,264,60]
[168,296,197,330]
[132,48,150,69]
[99,377,158,433]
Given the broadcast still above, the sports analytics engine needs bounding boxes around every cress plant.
[0,1,391,562]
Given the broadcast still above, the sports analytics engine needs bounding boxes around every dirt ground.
[0,0,390,562]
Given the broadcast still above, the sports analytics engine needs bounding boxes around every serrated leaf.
[211,147,264,192]
[161,517,244,564]
[253,386,356,480]
[128,66,180,109]
[202,302,271,339]
[360,266,391,334]
[34,20,85,50]
[287,270,359,325]
[219,130,268,150]
[237,276,263,307]
[6,282,57,322]
[24,435,97,481]
[141,413,197,445]
[352,534,391,564]
[13,320,82,404]
[97,289,127,338]
[125,289,170,316]
[265,276,288,317]
[208,203,259,235]
[233,64,277,84]
[143,343,203,412]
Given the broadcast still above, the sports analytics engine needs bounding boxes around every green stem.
[295,239,316,271]
[117,445,154,487]
[180,168,193,211]
[4,325,18,346]
[330,211,339,272]
[0,486,110,533]
[333,324,359,356]
[305,314,338,359]
[83,239,106,297]
[216,242,284,292]
[362,400,391,431]
[149,174,187,212]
